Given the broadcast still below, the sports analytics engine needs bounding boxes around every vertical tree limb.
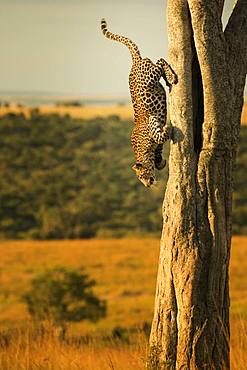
[149,0,246,368]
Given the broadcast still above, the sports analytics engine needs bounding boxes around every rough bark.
[149,0,247,369]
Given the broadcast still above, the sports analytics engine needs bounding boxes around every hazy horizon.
[0,0,239,98]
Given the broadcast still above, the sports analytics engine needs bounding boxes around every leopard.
[101,19,177,187]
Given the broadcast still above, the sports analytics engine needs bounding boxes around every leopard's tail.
[101,19,141,63]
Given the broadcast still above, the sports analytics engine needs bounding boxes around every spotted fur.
[101,19,177,187]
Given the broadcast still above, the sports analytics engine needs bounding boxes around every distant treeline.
[0,112,246,239]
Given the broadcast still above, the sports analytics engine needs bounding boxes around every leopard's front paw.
[157,58,167,70]
[169,72,178,85]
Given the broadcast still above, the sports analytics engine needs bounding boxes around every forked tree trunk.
[149,1,247,369]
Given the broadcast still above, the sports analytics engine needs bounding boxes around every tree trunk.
[149,1,247,369]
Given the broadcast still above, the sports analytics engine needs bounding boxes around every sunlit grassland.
[0,102,246,123]
[0,239,159,332]
[0,104,134,121]
[0,237,247,369]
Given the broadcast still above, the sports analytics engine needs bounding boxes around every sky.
[0,0,234,98]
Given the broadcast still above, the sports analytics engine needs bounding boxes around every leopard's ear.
[132,162,142,171]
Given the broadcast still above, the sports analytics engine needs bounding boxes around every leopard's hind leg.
[149,116,171,144]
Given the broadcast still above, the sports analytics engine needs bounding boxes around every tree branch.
[187,0,226,53]
[225,0,247,71]
[187,0,233,149]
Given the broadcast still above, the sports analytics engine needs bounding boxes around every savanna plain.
[0,101,247,369]
[1,100,247,123]
[0,237,247,370]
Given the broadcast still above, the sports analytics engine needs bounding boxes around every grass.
[0,237,247,369]
[0,102,246,124]
[0,335,147,370]
[0,320,147,370]
[0,104,134,120]
[0,239,159,332]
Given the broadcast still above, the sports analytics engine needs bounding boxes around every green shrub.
[23,267,106,325]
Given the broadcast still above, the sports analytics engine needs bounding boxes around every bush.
[23,267,107,325]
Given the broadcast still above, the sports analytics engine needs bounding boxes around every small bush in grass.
[22,267,106,334]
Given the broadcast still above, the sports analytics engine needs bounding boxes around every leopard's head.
[132,162,156,187]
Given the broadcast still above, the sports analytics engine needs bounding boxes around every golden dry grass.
[0,104,134,120]
[41,104,134,120]
[0,102,246,123]
[0,237,246,369]
[0,319,147,370]
[0,322,246,370]
[0,239,159,331]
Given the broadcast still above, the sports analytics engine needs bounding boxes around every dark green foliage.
[0,113,168,238]
[22,267,106,324]
[0,112,246,238]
